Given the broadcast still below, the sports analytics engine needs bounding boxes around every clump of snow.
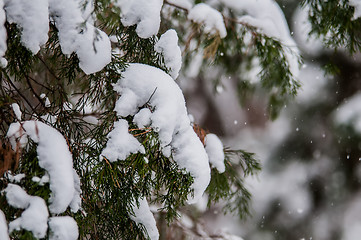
[4,0,49,54]
[204,133,225,173]
[40,93,51,107]
[154,29,182,79]
[188,3,227,38]
[219,0,300,77]
[69,169,82,213]
[48,0,111,74]
[134,108,152,129]
[334,93,361,134]
[130,198,159,240]
[48,216,79,240]
[32,173,50,186]
[0,210,9,240]
[8,173,25,183]
[6,121,79,214]
[11,103,22,120]
[4,184,49,238]
[113,63,210,203]
[0,0,7,67]
[115,0,163,38]
[6,122,28,149]
[167,0,192,11]
[101,119,145,162]
[349,0,361,20]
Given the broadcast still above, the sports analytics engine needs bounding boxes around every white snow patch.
[6,122,28,149]
[115,0,163,38]
[48,216,79,240]
[69,169,82,213]
[101,119,145,162]
[4,184,49,239]
[188,3,227,38]
[130,198,159,240]
[8,173,25,183]
[205,133,225,173]
[114,63,210,203]
[134,108,152,129]
[6,121,79,214]
[32,173,50,186]
[49,0,111,74]
[40,93,51,107]
[4,0,49,54]
[0,210,9,240]
[154,29,182,79]
[11,103,22,121]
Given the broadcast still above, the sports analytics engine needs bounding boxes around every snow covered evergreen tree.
[0,0,360,239]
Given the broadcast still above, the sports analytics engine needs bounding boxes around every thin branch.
[25,74,46,108]
[37,55,61,82]
[164,0,189,13]
[27,75,53,92]
[3,74,37,114]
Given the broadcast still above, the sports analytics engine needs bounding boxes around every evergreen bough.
[2,0,358,239]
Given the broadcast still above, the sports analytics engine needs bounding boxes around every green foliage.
[206,148,261,219]
[302,0,361,53]
[167,4,301,119]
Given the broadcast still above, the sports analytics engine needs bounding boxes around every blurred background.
[178,1,361,239]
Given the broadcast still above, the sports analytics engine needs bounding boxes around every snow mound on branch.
[188,3,227,38]
[113,63,211,203]
[219,0,300,77]
[115,0,163,38]
[0,1,7,67]
[101,119,145,162]
[69,169,82,213]
[133,108,152,129]
[48,216,79,240]
[4,0,49,54]
[154,29,182,79]
[0,0,110,73]
[204,133,225,173]
[4,184,49,238]
[6,121,79,214]
[48,0,111,74]
[130,198,159,240]
[0,210,9,240]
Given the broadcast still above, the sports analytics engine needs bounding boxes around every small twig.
[3,74,37,114]
[133,129,152,137]
[27,75,53,92]
[37,56,62,82]
[145,87,157,106]
[129,127,151,132]
[164,0,189,13]
[25,74,46,108]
